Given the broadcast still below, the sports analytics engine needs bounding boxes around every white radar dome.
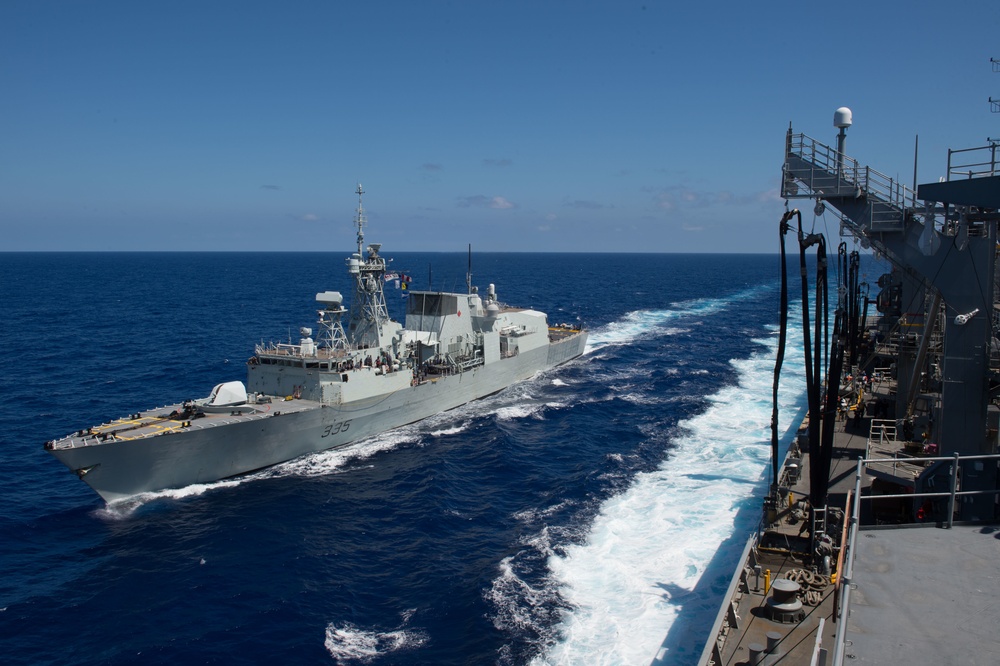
[834,107,853,129]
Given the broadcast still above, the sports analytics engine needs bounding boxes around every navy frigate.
[46,186,588,502]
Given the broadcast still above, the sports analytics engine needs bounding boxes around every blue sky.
[3,1,998,252]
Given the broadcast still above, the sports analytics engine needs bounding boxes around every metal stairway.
[782,129,915,235]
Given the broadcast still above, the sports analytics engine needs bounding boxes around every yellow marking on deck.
[111,421,187,440]
[92,416,187,440]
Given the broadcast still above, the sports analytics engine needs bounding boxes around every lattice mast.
[346,184,391,348]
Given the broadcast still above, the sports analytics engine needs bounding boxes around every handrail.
[947,143,999,179]
[786,132,917,209]
[832,451,1000,666]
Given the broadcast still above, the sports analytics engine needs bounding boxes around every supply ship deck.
[687,108,1000,666]
[693,379,1000,666]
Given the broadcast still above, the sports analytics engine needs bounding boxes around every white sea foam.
[429,423,470,437]
[488,554,553,634]
[95,479,248,518]
[261,432,417,479]
[323,612,428,663]
[495,403,546,421]
[584,287,764,355]
[533,307,807,665]
[512,498,579,525]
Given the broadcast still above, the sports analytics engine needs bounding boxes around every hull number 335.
[321,420,352,438]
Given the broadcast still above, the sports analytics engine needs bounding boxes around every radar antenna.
[355,183,367,255]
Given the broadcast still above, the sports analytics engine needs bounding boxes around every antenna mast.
[990,58,999,113]
[466,244,473,294]
[355,183,366,255]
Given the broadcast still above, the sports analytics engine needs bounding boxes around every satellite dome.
[834,107,853,129]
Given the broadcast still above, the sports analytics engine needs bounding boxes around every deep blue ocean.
[1,251,815,665]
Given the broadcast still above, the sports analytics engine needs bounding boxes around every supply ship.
[687,108,1000,665]
[46,186,588,503]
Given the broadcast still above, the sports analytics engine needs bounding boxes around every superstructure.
[688,105,1000,665]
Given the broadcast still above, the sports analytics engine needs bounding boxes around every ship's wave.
[495,404,546,421]
[94,479,247,519]
[584,285,772,355]
[533,308,807,665]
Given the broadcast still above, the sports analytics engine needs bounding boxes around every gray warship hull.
[47,323,586,503]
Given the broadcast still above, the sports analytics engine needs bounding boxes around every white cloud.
[457,195,516,209]
[564,200,605,210]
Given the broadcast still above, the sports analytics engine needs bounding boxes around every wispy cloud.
[457,195,516,209]
[651,185,772,211]
[260,184,282,190]
[298,213,319,221]
[420,163,443,171]
[564,200,606,210]
[483,158,512,167]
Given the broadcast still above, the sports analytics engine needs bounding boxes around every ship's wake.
[583,285,771,355]
[483,302,807,666]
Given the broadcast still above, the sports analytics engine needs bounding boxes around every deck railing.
[833,452,1000,666]
[947,143,999,179]
[785,132,917,210]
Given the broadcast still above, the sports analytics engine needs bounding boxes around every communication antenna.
[354,183,366,257]
[466,244,473,294]
[990,58,999,113]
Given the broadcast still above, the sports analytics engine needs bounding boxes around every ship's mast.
[466,244,473,294]
[346,184,391,348]
[355,183,367,259]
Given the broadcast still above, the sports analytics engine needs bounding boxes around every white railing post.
[948,452,960,529]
